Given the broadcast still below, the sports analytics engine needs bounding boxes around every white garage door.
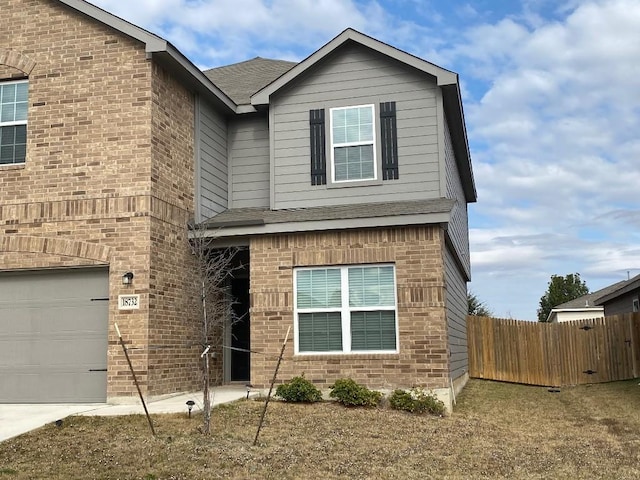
[0,268,109,403]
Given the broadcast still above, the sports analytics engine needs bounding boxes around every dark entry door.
[230,278,250,382]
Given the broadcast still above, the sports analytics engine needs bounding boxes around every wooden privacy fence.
[467,313,640,386]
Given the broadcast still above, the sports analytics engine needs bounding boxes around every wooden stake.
[253,326,290,446]
[115,323,156,436]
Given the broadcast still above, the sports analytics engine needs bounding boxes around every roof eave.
[58,0,165,49]
[57,0,237,114]
[546,306,604,322]
[442,84,477,202]
[595,277,640,305]
[199,212,452,239]
[153,44,237,113]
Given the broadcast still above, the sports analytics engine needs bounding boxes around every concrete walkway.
[0,385,256,443]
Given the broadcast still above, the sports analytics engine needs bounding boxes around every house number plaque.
[118,294,140,310]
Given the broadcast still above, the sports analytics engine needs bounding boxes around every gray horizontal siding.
[603,290,640,316]
[271,43,441,209]
[229,115,270,209]
[444,114,471,278]
[445,244,468,381]
[198,98,228,220]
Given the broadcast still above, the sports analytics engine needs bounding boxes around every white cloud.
[459,2,640,319]
[89,0,376,65]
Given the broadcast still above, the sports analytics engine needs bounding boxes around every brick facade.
[0,0,199,398]
[250,226,451,391]
[2,1,470,408]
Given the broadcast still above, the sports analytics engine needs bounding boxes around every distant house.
[548,276,639,322]
[595,274,640,316]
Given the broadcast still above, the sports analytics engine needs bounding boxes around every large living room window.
[294,264,398,354]
[0,80,28,165]
[330,104,376,182]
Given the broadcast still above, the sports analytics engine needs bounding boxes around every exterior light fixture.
[122,272,134,285]
[186,400,195,418]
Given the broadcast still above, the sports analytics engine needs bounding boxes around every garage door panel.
[2,371,107,403]
[0,335,107,367]
[0,268,109,403]
[0,306,106,335]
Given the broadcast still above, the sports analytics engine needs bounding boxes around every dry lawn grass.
[1,379,640,479]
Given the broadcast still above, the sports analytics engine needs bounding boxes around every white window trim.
[0,79,28,165]
[293,264,399,355]
[329,104,377,184]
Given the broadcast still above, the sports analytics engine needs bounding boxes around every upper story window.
[310,102,398,186]
[0,80,28,165]
[330,104,376,182]
[294,264,398,354]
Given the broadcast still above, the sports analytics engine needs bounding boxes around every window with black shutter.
[380,101,399,180]
[309,109,326,185]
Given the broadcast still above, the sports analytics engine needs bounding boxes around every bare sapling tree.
[187,221,241,435]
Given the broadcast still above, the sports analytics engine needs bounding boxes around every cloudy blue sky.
[90,0,640,320]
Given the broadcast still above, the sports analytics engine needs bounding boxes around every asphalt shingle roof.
[202,198,455,228]
[204,57,297,105]
[554,279,632,309]
[595,274,640,305]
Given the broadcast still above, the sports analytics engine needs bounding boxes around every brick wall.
[146,62,200,395]
[0,0,198,398]
[249,226,450,391]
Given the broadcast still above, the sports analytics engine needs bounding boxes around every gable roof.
[553,280,630,310]
[250,28,458,105]
[250,28,476,203]
[595,274,640,305]
[204,58,296,106]
[56,0,236,113]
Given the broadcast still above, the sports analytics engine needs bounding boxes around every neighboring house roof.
[547,277,636,321]
[250,28,476,202]
[56,0,236,113]
[203,198,455,236]
[204,58,297,106]
[595,274,640,305]
[554,280,629,309]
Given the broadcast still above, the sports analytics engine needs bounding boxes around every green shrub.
[329,378,382,407]
[275,375,322,403]
[389,388,445,415]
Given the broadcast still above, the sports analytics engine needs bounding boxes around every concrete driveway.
[0,385,254,442]
[0,403,101,442]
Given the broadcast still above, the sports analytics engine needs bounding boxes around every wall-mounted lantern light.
[122,272,134,286]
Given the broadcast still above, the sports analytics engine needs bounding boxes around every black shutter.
[309,109,326,185]
[380,101,399,180]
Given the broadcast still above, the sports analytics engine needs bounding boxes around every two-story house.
[0,0,475,410]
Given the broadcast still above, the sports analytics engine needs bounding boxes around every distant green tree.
[468,292,492,317]
[537,273,589,322]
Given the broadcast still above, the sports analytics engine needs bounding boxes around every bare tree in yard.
[187,222,240,435]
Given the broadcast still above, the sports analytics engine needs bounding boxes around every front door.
[230,278,250,382]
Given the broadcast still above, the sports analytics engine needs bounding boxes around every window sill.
[326,177,383,189]
[0,163,26,171]
[294,353,400,361]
